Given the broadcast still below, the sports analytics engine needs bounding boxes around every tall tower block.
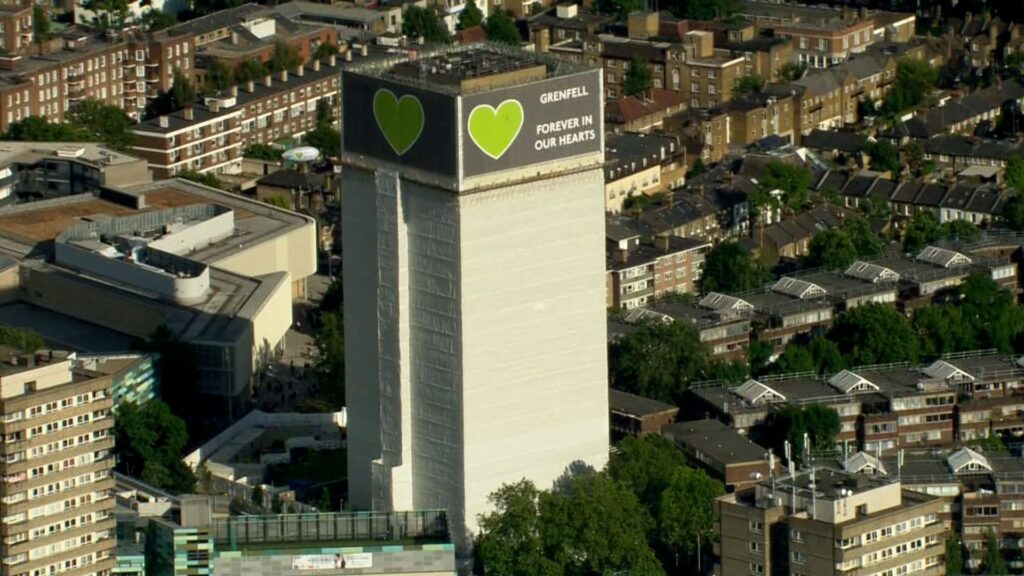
[341,46,608,548]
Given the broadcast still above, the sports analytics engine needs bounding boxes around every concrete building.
[0,347,117,576]
[609,389,678,440]
[0,177,316,419]
[717,468,947,576]
[342,46,609,548]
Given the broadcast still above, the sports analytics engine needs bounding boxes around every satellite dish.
[282,146,320,163]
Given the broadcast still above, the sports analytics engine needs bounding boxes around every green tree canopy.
[142,9,177,31]
[771,336,846,376]
[700,241,771,293]
[623,56,653,97]
[658,467,724,559]
[476,480,559,576]
[4,99,133,151]
[865,139,900,174]
[1007,157,1024,191]
[768,404,840,459]
[170,68,196,111]
[1003,193,1024,231]
[33,4,51,49]
[983,529,1008,575]
[313,42,339,62]
[902,211,942,253]
[733,74,764,96]
[596,0,643,18]
[777,62,807,82]
[827,303,919,365]
[80,0,129,30]
[114,401,196,494]
[760,160,813,213]
[0,327,45,352]
[178,169,223,190]
[268,41,302,73]
[235,59,269,84]
[264,195,291,209]
[244,143,282,161]
[841,217,883,258]
[608,320,709,404]
[456,0,483,29]
[806,228,858,270]
[203,59,234,93]
[881,58,938,116]
[484,9,520,45]
[402,6,449,43]
[607,435,686,517]
[945,534,964,576]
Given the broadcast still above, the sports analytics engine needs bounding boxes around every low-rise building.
[609,389,679,440]
[606,233,710,309]
[717,468,947,576]
[664,418,773,491]
[604,133,684,213]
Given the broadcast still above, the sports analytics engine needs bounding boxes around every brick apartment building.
[775,17,876,69]
[605,233,710,309]
[0,348,117,576]
[0,1,32,56]
[717,469,947,576]
[131,57,340,178]
[0,25,192,129]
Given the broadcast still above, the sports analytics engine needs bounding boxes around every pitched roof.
[828,369,880,394]
[699,292,754,312]
[772,277,827,299]
[915,246,972,268]
[844,261,900,283]
[802,129,867,154]
[844,451,887,475]
[947,447,991,473]
[921,359,974,382]
[734,379,786,405]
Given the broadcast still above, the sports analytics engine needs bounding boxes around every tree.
[733,74,764,96]
[170,68,196,111]
[956,274,1024,354]
[983,529,1008,575]
[689,158,706,178]
[304,125,341,158]
[32,5,50,52]
[313,307,345,408]
[1007,157,1024,191]
[1003,193,1024,231]
[902,211,942,253]
[235,59,269,84]
[318,486,332,512]
[484,9,520,45]
[313,42,339,62]
[190,0,245,16]
[178,170,223,190]
[203,60,234,93]
[402,6,448,43]
[264,195,291,209]
[113,401,196,494]
[680,0,736,20]
[622,56,653,98]
[476,480,557,576]
[943,219,979,242]
[608,320,709,404]
[913,305,974,359]
[806,229,858,270]
[768,404,840,458]
[865,140,900,174]
[828,303,919,365]
[761,160,812,213]
[658,467,724,562]
[945,534,964,576]
[607,435,686,517]
[0,327,45,352]
[596,0,643,18]
[268,41,302,73]
[700,241,771,293]
[902,141,925,177]
[777,62,807,82]
[251,485,265,508]
[142,9,177,31]
[5,100,133,151]
[244,144,282,161]
[540,474,664,576]
[456,0,483,29]
[79,0,130,30]
[881,58,938,116]
[774,342,815,374]
[841,217,882,258]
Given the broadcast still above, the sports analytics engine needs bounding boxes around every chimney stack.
[295,64,304,77]
[360,44,368,57]
[158,115,169,128]
[343,50,351,62]
[263,74,272,87]
[209,100,220,113]
[615,248,629,263]
[246,80,255,92]
[229,85,238,97]
[279,69,288,82]
[313,58,320,72]
[654,235,672,252]
[231,31,239,45]
[183,106,194,120]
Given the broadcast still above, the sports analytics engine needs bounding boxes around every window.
[792,551,806,564]
[749,564,764,575]
[749,521,763,533]
[749,541,762,553]
[791,530,804,542]
[818,38,827,51]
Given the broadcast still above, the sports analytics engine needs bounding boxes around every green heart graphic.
[373,89,424,156]
[468,99,524,160]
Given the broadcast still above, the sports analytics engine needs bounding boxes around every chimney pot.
[279,69,288,82]
[158,115,169,128]
[263,74,272,87]
[343,51,351,62]
[229,85,237,97]
[360,44,368,57]
[183,106,194,120]
[246,80,255,92]
[210,101,219,113]
[295,65,304,77]
[313,59,320,71]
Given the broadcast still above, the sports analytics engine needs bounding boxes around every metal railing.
[211,510,449,547]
